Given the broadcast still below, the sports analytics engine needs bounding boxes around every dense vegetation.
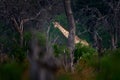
[0,0,120,80]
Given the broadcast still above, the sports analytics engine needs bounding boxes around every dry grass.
[21,59,96,80]
[56,60,96,80]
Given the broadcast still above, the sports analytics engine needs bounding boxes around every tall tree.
[63,0,76,72]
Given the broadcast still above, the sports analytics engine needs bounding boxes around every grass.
[2,49,120,80]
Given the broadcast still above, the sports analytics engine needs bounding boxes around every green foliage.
[9,32,31,62]
[0,22,15,52]
[10,44,27,62]
[96,49,120,80]
[53,44,69,57]
[35,32,46,46]
[24,31,32,42]
[53,43,96,63]
[57,74,72,80]
[54,14,68,28]
[23,31,32,50]
[74,43,96,62]
[0,62,25,80]
[10,32,46,62]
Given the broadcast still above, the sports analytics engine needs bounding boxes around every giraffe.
[53,21,89,46]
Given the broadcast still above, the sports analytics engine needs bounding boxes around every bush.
[35,32,46,46]
[10,44,27,62]
[53,44,69,57]
[74,43,96,62]
[0,62,25,80]
[57,74,72,80]
[53,43,96,63]
[10,32,47,62]
[96,49,120,80]
[23,31,32,49]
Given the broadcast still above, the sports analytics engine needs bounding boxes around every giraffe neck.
[53,22,89,46]
[56,24,69,38]
[57,25,89,45]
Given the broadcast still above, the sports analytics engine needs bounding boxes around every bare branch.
[95,31,102,40]
[11,17,21,33]
[52,36,59,45]
[23,9,45,23]
[20,20,24,32]
[97,15,107,21]
[78,29,89,35]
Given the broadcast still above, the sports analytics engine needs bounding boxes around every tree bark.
[11,17,24,47]
[63,0,76,72]
[111,33,116,49]
[20,32,24,47]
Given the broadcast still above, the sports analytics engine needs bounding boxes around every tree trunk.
[63,0,76,72]
[111,34,116,49]
[28,30,60,80]
[20,32,23,47]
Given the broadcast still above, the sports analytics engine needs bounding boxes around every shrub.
[74,43,96,63]
[35,32,46,46]
[23,31,32,48]
[96,49,120,80]
[53,43,96,63]
[10,32,46,62]
[0,62,25,80]
[53,44,69,57]
[10,44,27,62]
[57,74,72,80]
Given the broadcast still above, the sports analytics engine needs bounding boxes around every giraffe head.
[52,22,60,28]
